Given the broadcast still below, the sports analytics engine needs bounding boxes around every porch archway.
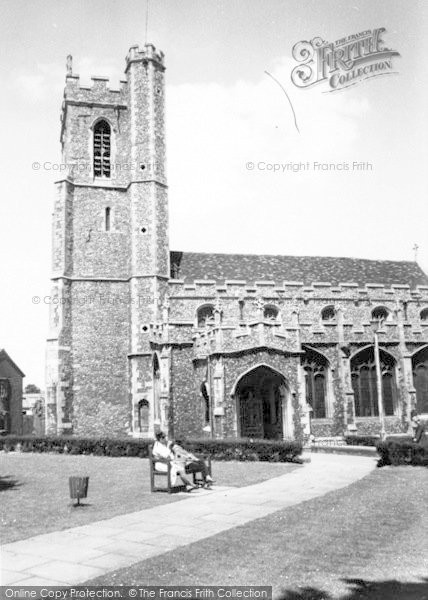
[233,364,288,439]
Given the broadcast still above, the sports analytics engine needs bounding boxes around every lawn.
[85,466,428,600]
[0,452,299,544]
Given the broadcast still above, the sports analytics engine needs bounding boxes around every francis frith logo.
[291,28,400,91]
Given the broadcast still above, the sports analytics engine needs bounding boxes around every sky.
[1,0,427,388]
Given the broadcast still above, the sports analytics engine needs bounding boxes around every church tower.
[46,44,169,436]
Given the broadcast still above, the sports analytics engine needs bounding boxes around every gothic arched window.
[412,347,428,414]
[302,348,328,419]
[263,305,279,321]
[197,305,214,328]
[321,305,336,321]
[93,120,111,177]
[351,347,396,417]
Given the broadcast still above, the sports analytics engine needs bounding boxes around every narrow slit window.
[105,207,111,231]
[93,120,111,177]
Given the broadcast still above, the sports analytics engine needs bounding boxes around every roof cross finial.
[413,243,419,262]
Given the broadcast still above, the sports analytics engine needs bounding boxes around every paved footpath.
[1,453,375,586]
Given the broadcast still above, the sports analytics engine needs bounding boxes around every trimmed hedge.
[0,435,302,463]
[376,439,428,467]
[344,435,379,447]
[178,438,302,463]
[0,435,152,457]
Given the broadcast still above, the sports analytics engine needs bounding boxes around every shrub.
[376,439,428,467]
[344,435,379,447]
[0,435,302,463]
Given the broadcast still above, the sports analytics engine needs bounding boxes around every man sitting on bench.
[170,439,214,488]
[152,432,197,492]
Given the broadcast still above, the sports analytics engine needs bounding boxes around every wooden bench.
[149,446,212,493]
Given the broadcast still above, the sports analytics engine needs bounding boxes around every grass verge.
[0,452,299,544]
[86,467,428,599]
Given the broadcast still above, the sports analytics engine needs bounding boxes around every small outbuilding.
[0,349,24,434]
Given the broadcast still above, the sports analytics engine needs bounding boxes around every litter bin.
[69,476,89,505]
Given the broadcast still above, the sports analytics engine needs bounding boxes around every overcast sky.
[1,0,427,387]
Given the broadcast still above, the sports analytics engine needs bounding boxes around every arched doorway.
[412,347,428,414]
[234,365,287,439]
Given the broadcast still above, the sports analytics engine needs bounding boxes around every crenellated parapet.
[168,278,428,300]
[166,279,428,328]
[63,74,128,106]
[125,43,165,72]
[299,319,428,346]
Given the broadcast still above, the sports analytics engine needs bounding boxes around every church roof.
[169,251,428,288]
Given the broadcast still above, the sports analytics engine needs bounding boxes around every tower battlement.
[125,43,165,71]
[64,73,128,105]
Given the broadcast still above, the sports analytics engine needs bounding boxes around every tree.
[24,384,41,394]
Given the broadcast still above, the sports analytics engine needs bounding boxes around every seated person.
[412,415,426,444]
[170,439,214,488]
[152,431,196,492]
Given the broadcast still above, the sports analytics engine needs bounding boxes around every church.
[45,43,428,441]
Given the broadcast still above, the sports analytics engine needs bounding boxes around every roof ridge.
[170,250,418,265]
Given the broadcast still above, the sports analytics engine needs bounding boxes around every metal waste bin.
[69,476,89,505]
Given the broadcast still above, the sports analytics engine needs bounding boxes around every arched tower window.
[321,305,336,321]
[263,305,279,321]
[302,348,328,419]
[197,305,214,328]
[351,347,396,417]
[93,120,111,178]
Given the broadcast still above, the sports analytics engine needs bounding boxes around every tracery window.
[412,347,428,414]
[302,349,328,419]
[351,347,396,417]
[93,120,111,177]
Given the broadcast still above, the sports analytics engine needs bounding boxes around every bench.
[149,446,212,493]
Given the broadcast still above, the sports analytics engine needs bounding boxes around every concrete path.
[1,453,376,586]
